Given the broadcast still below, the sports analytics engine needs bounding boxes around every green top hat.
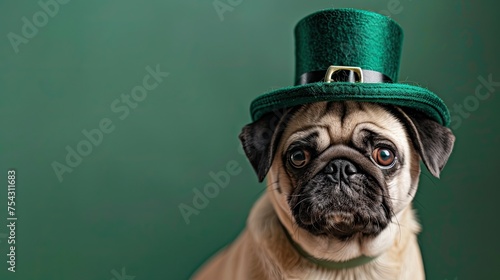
[250,8,450,126]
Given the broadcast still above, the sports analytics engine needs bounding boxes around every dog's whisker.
[267,180,282,193]
[380,203,402,242]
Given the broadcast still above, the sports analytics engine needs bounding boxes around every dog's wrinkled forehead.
[280,101,408,152]
[240,100,454,182]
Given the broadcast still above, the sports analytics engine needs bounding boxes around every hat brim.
[250,82,450,126]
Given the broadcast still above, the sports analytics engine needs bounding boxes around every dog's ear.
[394,107,455,178]
[239,108,298,182]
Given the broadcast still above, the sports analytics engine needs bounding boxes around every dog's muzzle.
[289,145,392,238]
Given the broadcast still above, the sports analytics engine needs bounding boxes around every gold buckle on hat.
[324,66,364,83]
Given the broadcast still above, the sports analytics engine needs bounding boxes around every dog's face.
[240,101,455,241]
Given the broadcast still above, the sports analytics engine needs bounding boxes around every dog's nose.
[324,159,358,182]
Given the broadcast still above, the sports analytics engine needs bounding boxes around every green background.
[0,0,498,279]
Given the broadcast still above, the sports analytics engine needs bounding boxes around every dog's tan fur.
[194,102,427,279]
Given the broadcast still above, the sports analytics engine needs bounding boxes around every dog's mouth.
[289,171,392,239]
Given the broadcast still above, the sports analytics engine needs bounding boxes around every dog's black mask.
[285,142,394,239]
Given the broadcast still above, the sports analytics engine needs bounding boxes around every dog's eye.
[289,149,310,168]
[372,147,396,167]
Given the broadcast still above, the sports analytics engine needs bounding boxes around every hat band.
[297,67,393,85]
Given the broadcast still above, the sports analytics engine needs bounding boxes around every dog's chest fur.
[194,193,424,280]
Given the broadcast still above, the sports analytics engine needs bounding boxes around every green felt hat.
[250,8,450,126]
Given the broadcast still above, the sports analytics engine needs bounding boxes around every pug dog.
[193,101,455,280]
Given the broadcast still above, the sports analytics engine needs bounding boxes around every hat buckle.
[324,66,364,83]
